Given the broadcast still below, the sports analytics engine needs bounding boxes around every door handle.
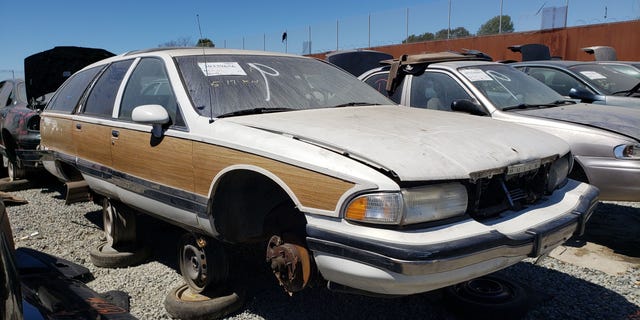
[111,130,119,138]
[75,123,82,129]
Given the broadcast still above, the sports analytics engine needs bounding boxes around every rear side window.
[83,60,133,117]
[46,66,103,113]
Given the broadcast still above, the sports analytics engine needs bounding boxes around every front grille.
[467,162,549,219]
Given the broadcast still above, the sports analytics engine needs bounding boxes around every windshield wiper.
[217,107,294,118]
[331,102,382,108]
[611,81,640,97]
[502,100,575,111]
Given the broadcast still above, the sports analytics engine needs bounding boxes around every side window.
[47,66,104,113]
[83,60,133,117]
[120,58,184,127]
[363,72,403,103]
[410,72,473,111]
[526,67,588,96]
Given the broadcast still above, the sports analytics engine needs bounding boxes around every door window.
[83,60,133,117]
[120,58,184,127]
[46,66,104,113]
[410,72,473,111]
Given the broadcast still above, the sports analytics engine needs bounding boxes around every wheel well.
[568,161,589,183]
[210,170,305,244]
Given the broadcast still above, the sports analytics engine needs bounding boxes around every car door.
[41,66,105,161]
[110,57,195,211]
[517,66,592,97]
[74,60,134,170]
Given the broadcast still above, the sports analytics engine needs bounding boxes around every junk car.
[39,47,598,318]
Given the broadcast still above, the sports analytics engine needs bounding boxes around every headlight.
[345,183,468,226]
[345,193,403,224]
[614,144,640,159]
[402,183,468,225]
[546,153,572,193]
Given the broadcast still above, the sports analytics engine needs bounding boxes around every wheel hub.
[265,234,312,294]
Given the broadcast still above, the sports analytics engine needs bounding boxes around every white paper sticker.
[579,71,607,80]
[198,62,247,76]
[460,68,493,81]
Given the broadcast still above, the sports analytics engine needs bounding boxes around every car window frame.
[406,69,477,112]
[45,65,106,114]
[117,57,187,130]
[81,59,135,118]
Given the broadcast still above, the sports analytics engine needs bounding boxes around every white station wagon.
[39,48,598,317]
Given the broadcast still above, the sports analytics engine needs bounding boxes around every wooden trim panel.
[193,142,354,212]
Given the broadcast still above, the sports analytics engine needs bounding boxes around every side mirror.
[132,104,170,138]
[451,99,489,116]
[569,87,605,103]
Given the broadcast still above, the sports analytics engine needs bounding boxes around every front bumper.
[306,180,599,295]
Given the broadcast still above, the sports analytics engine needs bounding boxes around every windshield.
[175,54,393,117]
[458,64,565,110]
[569,64,640,94]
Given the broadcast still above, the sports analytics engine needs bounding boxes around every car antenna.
[196,14,216,123]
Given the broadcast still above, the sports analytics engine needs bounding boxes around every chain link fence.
[214,0,639,55]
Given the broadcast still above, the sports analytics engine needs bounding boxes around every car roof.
[80,47,311,72]
[511,60,595,68]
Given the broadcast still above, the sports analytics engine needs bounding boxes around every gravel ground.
[4,176,640,320]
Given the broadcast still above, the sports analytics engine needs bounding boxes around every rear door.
[74,60,134,170]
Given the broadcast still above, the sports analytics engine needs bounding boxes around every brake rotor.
[265,234,312,295]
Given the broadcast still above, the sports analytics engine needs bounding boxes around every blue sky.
[2,0,638,79]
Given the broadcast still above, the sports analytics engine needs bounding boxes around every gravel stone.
[5,177,640,319]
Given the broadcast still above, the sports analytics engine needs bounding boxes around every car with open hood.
[39,47,597,318]
[0,47,114,181]
[357,51,640,201]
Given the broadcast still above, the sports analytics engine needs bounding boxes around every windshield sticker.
[460,69,493,81]
[579,71,607,80]
[198,62,247,76]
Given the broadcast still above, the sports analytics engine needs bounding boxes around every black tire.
[164,283,245,320]
[90,242,151,268]
[5,157,25,182]
[444,275,529,320]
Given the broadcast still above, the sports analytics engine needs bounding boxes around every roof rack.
[385,50,492,94]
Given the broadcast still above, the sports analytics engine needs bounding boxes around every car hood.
[224,106,568,181]
[513,103,640,141]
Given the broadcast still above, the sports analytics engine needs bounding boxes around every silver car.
[359,52,640,201]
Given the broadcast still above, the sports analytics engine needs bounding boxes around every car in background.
[0,78,41,180]
[357,51,640,202]
[0,46,114,181]
[0,200,136,319]
[39,47,597,318]
[507,44,640,108]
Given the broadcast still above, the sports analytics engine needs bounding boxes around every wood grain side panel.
[193,142,354,211]
[40,116,75,156]
[111,129,194,192]
[73,121,112,167]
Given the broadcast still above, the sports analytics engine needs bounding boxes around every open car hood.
[24,46,114,103]
[514,103,640,141]
[225,106,569,181]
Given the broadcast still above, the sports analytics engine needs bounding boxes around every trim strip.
[74,157,209,217]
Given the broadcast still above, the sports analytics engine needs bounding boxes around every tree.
[434,27,471,40]
[403,32,435,44]
[477,15,514,36]
[196,38,215,47]
[158,37,192,48]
